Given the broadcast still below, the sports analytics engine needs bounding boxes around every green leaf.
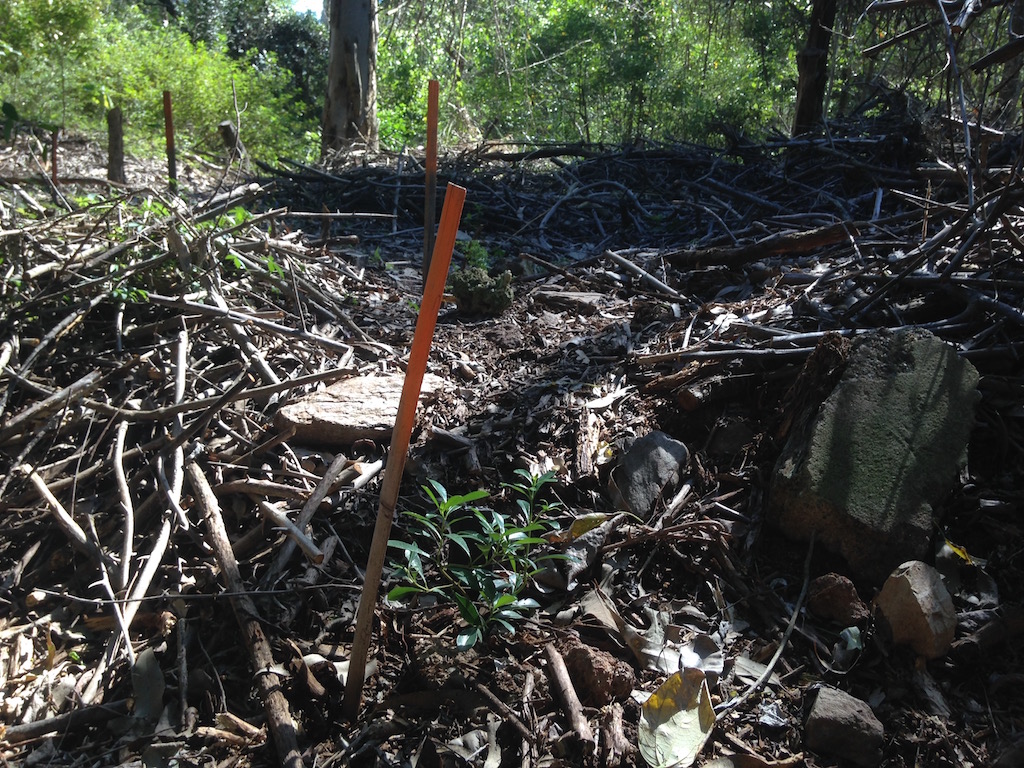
[456,627,482,650]
[509,536,548,548]
[387,539,429,557]
[454,594,481,625]
[492,593,519,609]
[388,539,428,579]
[425,478,448,506]
[387,585,425,601]
[402,511,441,539]
[535,469,558,486]
[478,577,499,603]
[492,617,517,635]
[447,489,490,507]
[445,532,474,558]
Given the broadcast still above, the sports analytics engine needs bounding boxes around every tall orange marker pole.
[343,182,467,720]
[422,80,439,283]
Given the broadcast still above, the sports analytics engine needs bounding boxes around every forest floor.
[0,111,1022,768]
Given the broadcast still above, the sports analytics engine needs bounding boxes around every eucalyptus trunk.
[322,0,378,153]
[792,0,837,136]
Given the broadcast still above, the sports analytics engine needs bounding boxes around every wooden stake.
[422,80,439,283]
[107,107,125,184]
[50,130,59,188]
[163,91,177,191]
[343,182,467,720]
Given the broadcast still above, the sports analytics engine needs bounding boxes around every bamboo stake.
[343,183,467,720]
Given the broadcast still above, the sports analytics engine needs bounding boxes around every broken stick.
[186,461,304,768]
[544,643,595,752]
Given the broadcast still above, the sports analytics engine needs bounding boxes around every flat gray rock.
[805,686,884,766]
[771,328,979,584]
[274,373,445,445]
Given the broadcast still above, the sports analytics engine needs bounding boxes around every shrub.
[0,7,317,161]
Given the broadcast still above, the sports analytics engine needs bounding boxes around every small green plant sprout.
[463,240,491,270]
[222,250,244,270]
[264,252,285,279]
[107,261,149,303]
[387,477,560,649]
[227,205,251,226]
[503,468,563,519]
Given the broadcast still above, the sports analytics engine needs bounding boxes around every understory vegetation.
[1,0,1022,161]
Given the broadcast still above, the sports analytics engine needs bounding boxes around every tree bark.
[322,0,378,154]
[792,0,838,136]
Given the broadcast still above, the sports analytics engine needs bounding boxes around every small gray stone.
[805,686,884,767]
[612,431,689,520]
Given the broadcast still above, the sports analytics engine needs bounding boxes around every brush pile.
[0,108,1022,765]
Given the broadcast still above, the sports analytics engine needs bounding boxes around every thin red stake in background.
[50,130,58,188]
[163,91,176,191]
[422,80,439,282]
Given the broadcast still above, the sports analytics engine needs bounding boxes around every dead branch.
[544,643,595,752]
[186,461,305,768]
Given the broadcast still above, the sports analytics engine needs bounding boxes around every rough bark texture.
[792,0,838,136]
[322,0,378,153]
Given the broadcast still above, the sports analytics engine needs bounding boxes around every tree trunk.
[997,0,1024,111]
[792,0,838,136]
[322,0,378,154]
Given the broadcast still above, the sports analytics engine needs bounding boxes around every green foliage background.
[0,0,321,160]
[1,0,1021,160]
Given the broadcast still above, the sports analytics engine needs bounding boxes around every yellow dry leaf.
[639,668,715,768]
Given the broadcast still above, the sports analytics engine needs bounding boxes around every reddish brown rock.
[563,642,635,706]
[808,572,870,625]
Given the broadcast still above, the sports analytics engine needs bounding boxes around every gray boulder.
[771,329,979,584]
